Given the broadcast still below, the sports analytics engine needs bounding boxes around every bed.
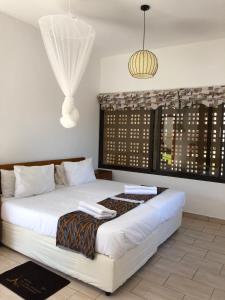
[0,158,185,294]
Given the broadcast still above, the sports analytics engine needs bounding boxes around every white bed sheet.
[1,179,185,259]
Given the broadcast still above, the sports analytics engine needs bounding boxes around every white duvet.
[1,179,185,259]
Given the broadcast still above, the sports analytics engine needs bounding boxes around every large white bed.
[1,179,185,259]
[0,159,185,294]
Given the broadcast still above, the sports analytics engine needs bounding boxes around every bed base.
[0,210,182,293]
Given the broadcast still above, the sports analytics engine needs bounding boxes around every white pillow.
[55,165,67,185]
[14,164,55,198]
[63,158,96,186]
[1,169,15,198]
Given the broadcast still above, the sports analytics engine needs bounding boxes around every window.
[158,104,224,178]
[99,108,154,171]
[99,104,225,182]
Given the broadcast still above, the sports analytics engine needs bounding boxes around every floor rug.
[0,261,70,300]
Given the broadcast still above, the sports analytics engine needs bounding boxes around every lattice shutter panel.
[208,106,223,177]
[160,105,209,175]
[102,108,152,169]
[219,104,225,177]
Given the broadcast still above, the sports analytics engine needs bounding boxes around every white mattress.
[1,179,185,259]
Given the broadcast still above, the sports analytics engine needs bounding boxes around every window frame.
[98,106,225,183]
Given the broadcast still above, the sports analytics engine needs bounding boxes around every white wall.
[101,38,225,93]
[100,38,225,219]
[0,13,100,167]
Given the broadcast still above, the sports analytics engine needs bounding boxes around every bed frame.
[0,157,182,295]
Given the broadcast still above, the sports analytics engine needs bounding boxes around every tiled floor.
[1,216,225,299]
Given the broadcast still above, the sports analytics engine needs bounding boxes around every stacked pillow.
[14,165,55,198]
[55,164,67,185]
[1,164,55,198]
[0,158,96,198]
[1,170,15,198]
[63,158,96,186]
[55,158,96,186]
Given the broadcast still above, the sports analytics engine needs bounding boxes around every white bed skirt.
[1,210,182,293]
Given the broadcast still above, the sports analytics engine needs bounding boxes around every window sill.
[99,163,225,184]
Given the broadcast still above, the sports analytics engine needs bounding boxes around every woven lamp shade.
[128,49,158,79]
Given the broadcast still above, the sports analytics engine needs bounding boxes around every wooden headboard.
[0,157,85,194]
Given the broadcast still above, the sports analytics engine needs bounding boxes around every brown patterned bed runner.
[116,187,167,201]
[56,199,138,259]
[56,188,167,259]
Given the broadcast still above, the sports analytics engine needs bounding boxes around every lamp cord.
[143,10,146,50]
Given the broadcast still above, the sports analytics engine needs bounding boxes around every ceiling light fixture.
[128,4,158,79]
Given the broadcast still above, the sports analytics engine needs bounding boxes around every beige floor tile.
[219,225,225,232]
[153,257,197,279]
[214,235,225,245]
[144,253,161,267]
[183,213,209,221]
[115,275,141,294]
[97,277,143,299]
[0,247,28,264]
[96,291,144,300]
[190,220,208,225]
[47,286,76,299]
[191,219,218,228]
[203,228,225,237]
[215,230,225,238]
[132,279,184,300]
[0,263,22,274]
[133,294,173,300]
[159,238,176,250]
[0,257,21,274]
[202,228,217,234]
[194,268,225,290]
[202,222,221,230]
[0,255,19,268]
[206,251,225,264]
[68,279,101,299]
[173,241,207,257]
[181,222,205,232]
[182,217,194,225]
[176,227,187,234]
[209,217,225,225]
[181,253,223,274]
[211,289,225,300]
[69,291,94,300]
[184,229,215,242]
[165,274,213,300]
[183,296,203,300]
[137,264,170,285]
[194,240,225,255]
[157,246,186,262]
[220,265,225,276]
[172,231,195,245]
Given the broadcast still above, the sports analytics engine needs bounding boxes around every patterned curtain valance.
[98,85,225,110]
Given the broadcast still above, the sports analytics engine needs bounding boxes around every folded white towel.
[78,201,117,219]
[111,196,144,204]
[79,201,115,215]
[125,185,157,190]
[78,207,116,219]
[124,185,157,195]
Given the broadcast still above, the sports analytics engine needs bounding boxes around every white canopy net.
[39,15,95,128]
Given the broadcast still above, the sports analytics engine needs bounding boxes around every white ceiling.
[0,0,225,56]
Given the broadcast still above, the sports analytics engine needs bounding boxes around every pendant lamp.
[39,10,95,128]
[128,4,158,79]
